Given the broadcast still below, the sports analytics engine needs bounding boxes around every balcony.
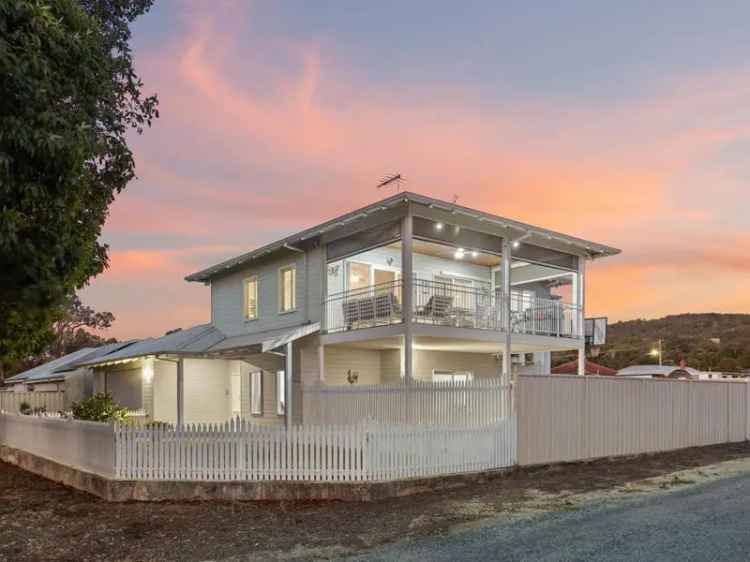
[322,277,582,339]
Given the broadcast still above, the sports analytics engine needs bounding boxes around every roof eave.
[185,191,621,282]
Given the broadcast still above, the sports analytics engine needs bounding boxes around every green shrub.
[71,393,128,423]
[18,401,31,415]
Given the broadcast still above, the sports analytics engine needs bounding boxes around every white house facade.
[75,192,620,428]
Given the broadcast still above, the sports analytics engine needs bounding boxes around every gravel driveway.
[1,442,750,561]
[347,468,750,561]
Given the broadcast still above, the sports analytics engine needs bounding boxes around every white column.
[286,341,294,429]
[176,358,184,426]
[401,207,414,382]
[320,242,328,333]
[576,256,586,376]
[318,341,325,384]
[501,238,512,384]
[141,357,154,418]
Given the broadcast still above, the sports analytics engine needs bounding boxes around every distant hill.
[590,313,750,372]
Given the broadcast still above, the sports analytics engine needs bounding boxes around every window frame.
[278,264,297,314]
[243,275,259,321]
[250,371,263,416]
[431,369,474,383]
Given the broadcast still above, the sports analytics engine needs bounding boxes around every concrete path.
[345,471,750,561]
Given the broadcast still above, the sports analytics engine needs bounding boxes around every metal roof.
[4,341,136,384]
[617,365,702,378]
[75,324,225,367]
[75,323,320,367]
[185,191,622,283]
[207,322,320,354]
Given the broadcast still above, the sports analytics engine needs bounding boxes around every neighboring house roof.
[185,191,622,283]
[552,360,617,376]
[4,341,135,385]
[617,365,702,379]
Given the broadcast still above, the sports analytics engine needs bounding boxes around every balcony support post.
[576,256,586,375]
[502,238,512,385]
[401,205,414,382]
[176,357,184,427]
[320,242,328,333]
[318,341,325,384]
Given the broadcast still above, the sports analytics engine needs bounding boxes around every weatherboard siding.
[211,249,321,337]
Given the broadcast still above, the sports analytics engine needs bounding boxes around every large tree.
[0,0,157,364]
[6,294,116,377]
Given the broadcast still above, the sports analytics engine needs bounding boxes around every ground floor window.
[230,373,241,417]
[251,371,262,415]
[432,370,474,383]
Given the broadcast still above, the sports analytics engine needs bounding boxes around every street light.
[650,338,663,366]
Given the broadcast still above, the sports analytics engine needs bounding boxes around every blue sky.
[83,1,750,338]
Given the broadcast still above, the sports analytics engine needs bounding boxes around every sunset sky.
[81,1,750,340]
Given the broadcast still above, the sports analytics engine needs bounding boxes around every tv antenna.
[376,173,405,192]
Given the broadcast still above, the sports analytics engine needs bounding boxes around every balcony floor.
[321,323,583,353]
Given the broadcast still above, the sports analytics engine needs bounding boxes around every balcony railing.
[508,291,582,338]
[323,279,403,333]
[322,278,582,338]
[413,278,504,331]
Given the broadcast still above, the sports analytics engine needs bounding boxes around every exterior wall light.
[142,362,154,383]
[435,222,444,231]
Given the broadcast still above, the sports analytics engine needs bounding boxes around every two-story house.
[77,192,620,427]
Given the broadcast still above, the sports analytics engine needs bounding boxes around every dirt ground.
[2,443,750,562]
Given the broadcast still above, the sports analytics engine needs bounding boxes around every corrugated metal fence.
[517,374,750,466]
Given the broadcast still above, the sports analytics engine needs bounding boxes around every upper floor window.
[279,265,296,313]
[244,276,258,320]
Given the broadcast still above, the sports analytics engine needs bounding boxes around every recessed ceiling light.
[435,222,444,231]
[471,251,478,258]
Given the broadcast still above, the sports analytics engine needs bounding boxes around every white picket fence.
[0,391,64,414]
[303,378,512,425]
[114,417,517,482]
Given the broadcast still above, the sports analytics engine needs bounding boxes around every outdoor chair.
[342,292,401,329]
[417,294,453,324]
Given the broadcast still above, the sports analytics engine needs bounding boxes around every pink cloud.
[91,4,750,338]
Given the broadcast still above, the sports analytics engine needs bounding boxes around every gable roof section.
[185,192,621,283]
[207,322,320,354]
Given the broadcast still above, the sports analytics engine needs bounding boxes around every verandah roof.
[74,322,320,367]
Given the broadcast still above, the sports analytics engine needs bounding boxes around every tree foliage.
[0,0,156,364]
[50,293,115,357]
[2,294,116,377]
[591,314,750,372]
